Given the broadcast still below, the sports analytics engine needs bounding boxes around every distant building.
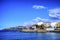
[54,22,60,30]
[43,22,51,28]
[31,25,36,30]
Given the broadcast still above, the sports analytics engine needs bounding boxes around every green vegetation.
[36,24,45,29]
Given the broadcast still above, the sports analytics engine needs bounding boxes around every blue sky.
[0,0,60,29]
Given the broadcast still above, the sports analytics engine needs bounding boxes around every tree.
[29,27,34,30]
[36,24,45,29]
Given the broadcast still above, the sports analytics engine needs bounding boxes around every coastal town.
[3,22,60,32]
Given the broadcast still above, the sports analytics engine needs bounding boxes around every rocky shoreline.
[21,29,60,33]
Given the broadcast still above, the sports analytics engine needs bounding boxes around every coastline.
[21,29,60,33]
[0,29,60,33]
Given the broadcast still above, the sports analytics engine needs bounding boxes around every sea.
[0,30,60,40]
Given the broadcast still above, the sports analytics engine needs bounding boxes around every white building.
[46,22,56,30]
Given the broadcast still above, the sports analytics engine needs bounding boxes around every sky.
[0,0,60,29]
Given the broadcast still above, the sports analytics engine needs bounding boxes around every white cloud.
[32,17,49,22]
[23,8,60,26]
[48,8,60,19]
[23,17,49,26]
[33,5,46,9]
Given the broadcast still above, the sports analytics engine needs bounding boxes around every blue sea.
[0,30,60,40]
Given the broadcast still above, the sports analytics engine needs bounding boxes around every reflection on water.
[0,31,60,40]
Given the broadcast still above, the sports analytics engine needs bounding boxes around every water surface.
[0,31,60,40]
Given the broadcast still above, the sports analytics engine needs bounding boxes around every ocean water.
[0,31,60,40]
